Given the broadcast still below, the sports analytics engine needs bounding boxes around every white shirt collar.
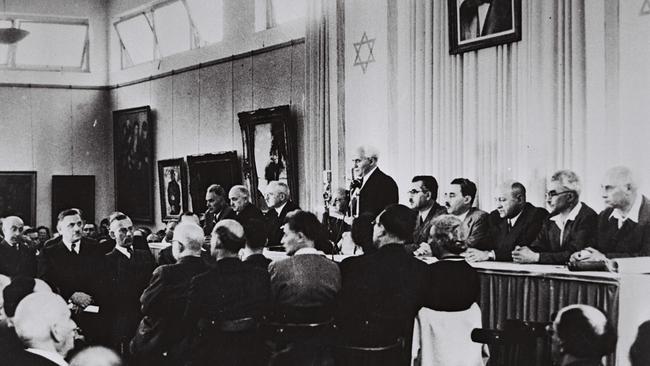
[419,206,432,222]
[361,166,378,189]
[114,245,132,259]
[551,202,583,224]
[61,239,80,254]
[275,201,287,216]
[509,209,523,226]
[26,348,68,366]
[610,193,642,224]
[294,247,325,256]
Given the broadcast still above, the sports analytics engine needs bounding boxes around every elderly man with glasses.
[512,170,598,264]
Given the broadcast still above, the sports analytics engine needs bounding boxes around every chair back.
[471,319,551,366]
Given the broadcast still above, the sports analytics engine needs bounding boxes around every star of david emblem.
[353,32,376,74]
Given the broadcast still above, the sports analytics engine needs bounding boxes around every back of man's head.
[212,219,246,254]
[3,277,52,318]
[70,346,123,366]
[244,219,268,249]
[173,223,204,254]
[555,304,616,360]
[630,320,650,366]
[180,211,200,225]
[378,204,417,243]
[13,292,71,350]
[286,210,323,244]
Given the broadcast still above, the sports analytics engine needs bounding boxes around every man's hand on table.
[463,248,491,262]
[69,292,93,309]
[512,246,540,264]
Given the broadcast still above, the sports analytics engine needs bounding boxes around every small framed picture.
[448,0,522,54]
[157,158,188,222]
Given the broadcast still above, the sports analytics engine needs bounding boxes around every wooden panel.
[199,62,234,153]
[172,70,200,158]
[232,57,253,156]
[252,46,293,109]
[0,87,32,170]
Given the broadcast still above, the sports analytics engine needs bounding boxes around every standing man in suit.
[134,222,208,365]
[444,178,490,249]
[571,166,650,262]
[350,145,399,219]
[37,209,106,344]
[202,184,236,236]
[464,180,547,262]
[513,170,598,264]
[264,181,300,247]
[0,216,37,278]
[229,185,264,227]
[103,213,155,356]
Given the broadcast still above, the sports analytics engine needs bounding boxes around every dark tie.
[127,246,134,257]
[507,219,513,232]
[71,242,77,254]
[420,216,424,226]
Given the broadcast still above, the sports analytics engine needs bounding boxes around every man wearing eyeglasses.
[349,145,398,219]
[512,170,598,264]
[408,175,447,250]
[464,180,547,262]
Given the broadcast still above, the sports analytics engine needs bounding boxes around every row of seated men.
[2,203,642,366]
[4,204,650,366]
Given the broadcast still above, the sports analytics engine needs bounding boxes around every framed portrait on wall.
[448,0,522,54]
[113,106,154,223]
[157,158,188,222]
[0,172,36,226]
[238,105,298,208]
[186,151,242,214]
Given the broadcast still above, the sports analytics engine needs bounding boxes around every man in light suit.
[350,145,398,219]
[459,0,513,41]
[570,166,650,262]
[264,181,300,247]
[464,180,548,262]
[444,178,490,249]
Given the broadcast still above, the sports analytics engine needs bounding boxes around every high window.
[255,0,306,31]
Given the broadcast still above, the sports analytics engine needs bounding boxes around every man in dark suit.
[459,0,513,42]
[512,170,598,264]
[408,175,447,248]
[103,213,155,356]
[350,145,399,219]
[202,184,237,236]
[264,181,300,247]
[0,216,37,278]
[11,292,78,366]
[37,209,107,344]
[464,180,548,262]
[570,166,650,262]
[229,185,264,227]
[337,204,428,365]
[184,219,271,366]
[242,218,272,269]
[133,222,208,365]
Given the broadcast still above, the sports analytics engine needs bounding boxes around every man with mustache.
[443,178,490,250]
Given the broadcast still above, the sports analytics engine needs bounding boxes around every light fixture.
[0,0,29,44]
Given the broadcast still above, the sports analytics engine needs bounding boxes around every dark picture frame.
[238,105,298,207]
[113,106,154,223]
[448,0,522,54]
[187,151,242,214]
[51,175,95,230]
[0,171,36,226]
[157,158,188,222]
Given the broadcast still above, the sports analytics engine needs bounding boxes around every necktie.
[127,246,134,258]
[71,242,77,254]
[507,219,513,232]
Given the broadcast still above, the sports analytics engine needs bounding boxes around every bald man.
[549,304,616,366]
[264,181,300,247]
[350,145,399,219]
[571,166,650,262]
[0,216,37,278]
[12,292,78,366]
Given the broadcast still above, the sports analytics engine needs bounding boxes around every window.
[256,0,306,31]
[0,17,89,71]
[115,0,223,69]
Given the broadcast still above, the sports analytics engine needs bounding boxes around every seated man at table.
[571,166,650,263]
[269,210,340,320]
[444,178,489,249]
[407,175,447,253]
[465,180,548,262]
[549,304,616,366]
[513,170,598,264]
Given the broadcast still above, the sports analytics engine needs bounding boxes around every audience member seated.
[157,220,179,266]
[269,210,341,320]
[103,213,155,357]
[229,185,265,228]
[23,227,41,251]
[571,166,650,263]
[12,292,78,366]
[133,222,209,366]
[242,218,272,270]
[336,213,374,255]
[0,216,37,278]
[349,145,399,219]
[407,175,447,254]
[184,219,270,366]
[549,304,617,366]
[82,223,98,240]
[324,187,351,245]
[0,274,23,362]
[465,180,548,262]
[36,226,51,249]
[202,184,237,236]
[265,181,300,247]
[629,320,650,366]
[38,209,107,344]
[69,346,122,366]
[513,170,598,264]
[337,204,428,365]
[97,218,111,245]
